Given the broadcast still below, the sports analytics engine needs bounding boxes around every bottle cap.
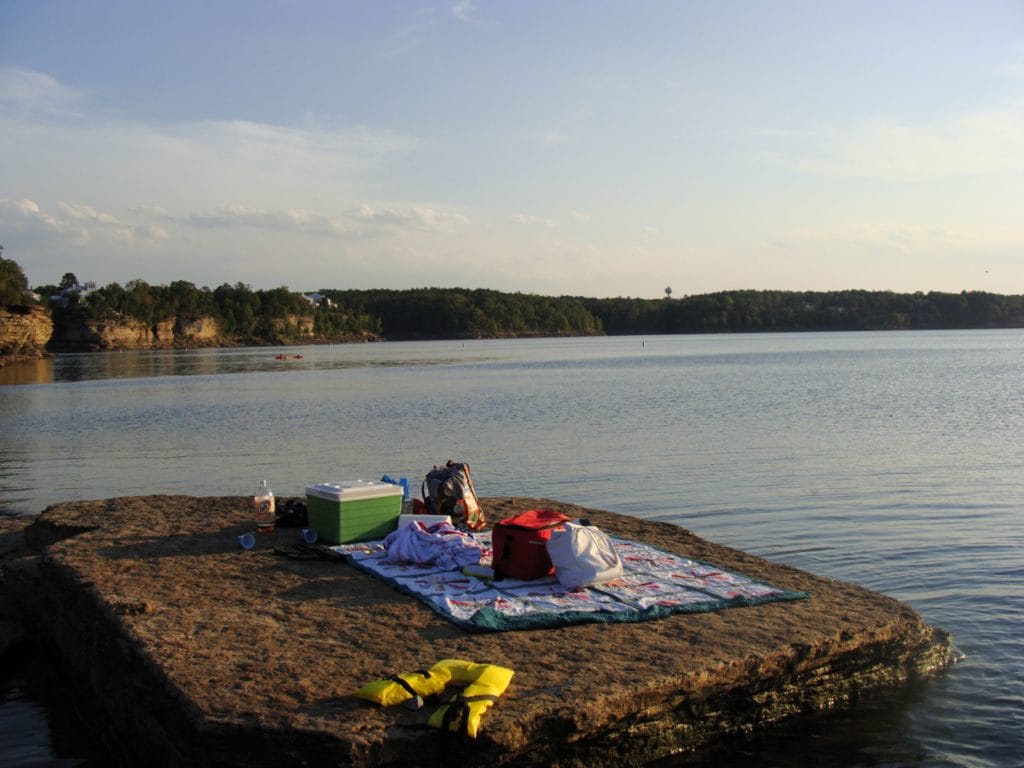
[238,533,256,549]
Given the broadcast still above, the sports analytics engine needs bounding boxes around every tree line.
[320,287,602,338]
[580,289,1024,333]
[5,255,1024,343]
[323,287,1024,336]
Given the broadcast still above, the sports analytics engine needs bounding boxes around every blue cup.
[237,532,256,550]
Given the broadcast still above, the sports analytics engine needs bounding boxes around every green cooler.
[305,480,403,544]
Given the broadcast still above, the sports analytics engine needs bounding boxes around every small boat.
[275,354,304,360]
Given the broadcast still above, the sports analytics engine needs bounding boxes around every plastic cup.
[237,532,256,550]
[301,528,318,544]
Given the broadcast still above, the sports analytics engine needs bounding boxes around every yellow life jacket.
[355,665,452,708]
[426,659,515,738]
[356,659,514,738]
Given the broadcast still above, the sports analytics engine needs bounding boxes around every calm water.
[1,331,1022,766]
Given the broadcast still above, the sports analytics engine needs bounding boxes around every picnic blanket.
[334,531,807,632]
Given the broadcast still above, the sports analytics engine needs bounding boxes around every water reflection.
[0,359,54,386]
[4,344,485,385]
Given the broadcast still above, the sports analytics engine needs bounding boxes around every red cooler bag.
[491,510,570,581]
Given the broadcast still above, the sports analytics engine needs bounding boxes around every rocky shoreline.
[0,303,383,363]
[2,496,955,766]
[0,305,52,365]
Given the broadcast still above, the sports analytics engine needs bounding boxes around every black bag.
[422,461,486,531]
[274,498,308,527]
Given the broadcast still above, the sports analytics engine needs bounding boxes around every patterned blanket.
[334,532,807,632]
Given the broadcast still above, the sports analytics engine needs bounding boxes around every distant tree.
[59,272,79,290]
[0,250,31,305]
[664,286,672,299]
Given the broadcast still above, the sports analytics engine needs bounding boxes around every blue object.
[301,528,318,544]
[381,474,411,500]
[237,533,255,550]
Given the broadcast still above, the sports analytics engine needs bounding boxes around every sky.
[1,1,1022,299]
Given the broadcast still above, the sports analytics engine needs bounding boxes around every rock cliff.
[6,309,374,356]
[271,314,315,337]
[52,316,168,351]
[0,305,53,363]
[50,314,228,351]
[175,316,221,344]
[49,313,329,352]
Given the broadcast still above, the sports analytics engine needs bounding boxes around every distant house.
[302,293,333,308]
[51,281,97,307]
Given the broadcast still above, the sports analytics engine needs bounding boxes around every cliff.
[175,316,222,344]
[48,313,333,352]
[50,314,228,352]
[0,305,53,364]
[52,316,171,351]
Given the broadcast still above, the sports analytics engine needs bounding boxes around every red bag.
[491,510,570,581]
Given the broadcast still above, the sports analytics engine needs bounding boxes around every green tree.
[0,250,31,305]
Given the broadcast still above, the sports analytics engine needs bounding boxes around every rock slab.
[5,496,954,767]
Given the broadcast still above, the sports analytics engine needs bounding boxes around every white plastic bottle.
[254,479,276,530]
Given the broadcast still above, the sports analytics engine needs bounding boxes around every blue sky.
[2,1,1022,298]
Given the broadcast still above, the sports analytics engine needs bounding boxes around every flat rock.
[4,496,954,766]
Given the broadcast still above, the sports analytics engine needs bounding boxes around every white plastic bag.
[546,520,623,589]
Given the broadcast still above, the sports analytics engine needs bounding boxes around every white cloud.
[759,109,1024,180]
[767,222,962,257]
[569,210,592,222]
[1,197,170,249]
[58,202,121,225]
[1,69,423,215]
[451,1,475,22]
[0,69,470,272]
[352,203,469,233]
[510,212,556,228]
[188,205,353,236]
[0,67,88,117]
[183,202,469,237]
[1,197,50,221]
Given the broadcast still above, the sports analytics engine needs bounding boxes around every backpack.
[491,509,570,581]
[422,461,486,531]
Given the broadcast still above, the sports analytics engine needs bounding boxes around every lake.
[1,330,1022,766]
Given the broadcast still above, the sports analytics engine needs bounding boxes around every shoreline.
[3,496,955,766]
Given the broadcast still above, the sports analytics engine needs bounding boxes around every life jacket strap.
[388,669,432,698]
[441,699,471,738]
